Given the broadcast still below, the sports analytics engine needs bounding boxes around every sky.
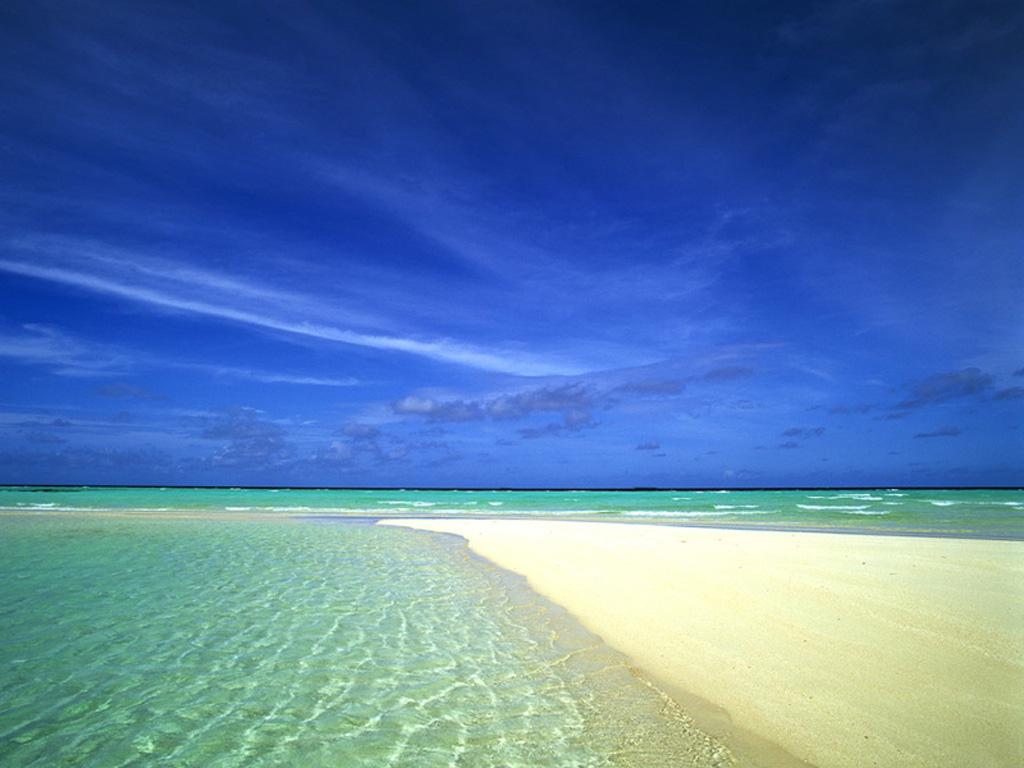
[0,0,1021,487]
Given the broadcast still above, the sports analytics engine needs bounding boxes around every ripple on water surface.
[0,515,731,767]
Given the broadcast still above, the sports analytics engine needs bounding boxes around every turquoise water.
[1,486,1022,537]
[0,515,731,767]
[2,490,1020,765]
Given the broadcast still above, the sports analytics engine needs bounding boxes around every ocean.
[0,513,732,767]
[1,486,1021,766]
[1,486,1022,537]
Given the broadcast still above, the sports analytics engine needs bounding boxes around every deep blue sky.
[1,0,1021,486]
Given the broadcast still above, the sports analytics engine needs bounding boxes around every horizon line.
[2,484,1021,492]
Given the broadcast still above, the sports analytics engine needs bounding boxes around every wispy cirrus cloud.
[0,238,587,376]
[97,383,167,401]
[0,323,131,377]
[174,363,359,388]
[0,324,358,386]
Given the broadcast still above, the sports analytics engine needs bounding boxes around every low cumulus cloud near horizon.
[198,407,292,467]
[897,368,993,410]
[392,382,601,439]
[823,365,1023,419]
[781,426,825,438]
[914,426,962,439]
[389,367,758,441]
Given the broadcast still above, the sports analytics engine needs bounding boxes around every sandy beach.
[383,519,1024,768]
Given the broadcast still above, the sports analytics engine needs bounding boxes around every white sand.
[382,519,1024,768]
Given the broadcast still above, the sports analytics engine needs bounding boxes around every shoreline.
[367,513,1024,541]
[4,508,1021,541]
[382,518,1024,768]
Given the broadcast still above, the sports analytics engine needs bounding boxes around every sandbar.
[381,519,1024,768]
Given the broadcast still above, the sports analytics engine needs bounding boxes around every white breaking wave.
[0,505,173,512]
[713,504,760,509]
[622,509,775,518]
[797,504,870,511]
[927,500,958,507]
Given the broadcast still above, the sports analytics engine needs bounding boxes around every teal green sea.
[1,488,1022,766]
[1,486,1022,537]
[0,514,730,767]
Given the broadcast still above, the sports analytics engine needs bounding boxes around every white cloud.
[0,324,360,386]
[0,248,584,376]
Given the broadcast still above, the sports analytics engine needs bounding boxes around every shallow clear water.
[1,486,1022,537]
[0,515,730,767]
